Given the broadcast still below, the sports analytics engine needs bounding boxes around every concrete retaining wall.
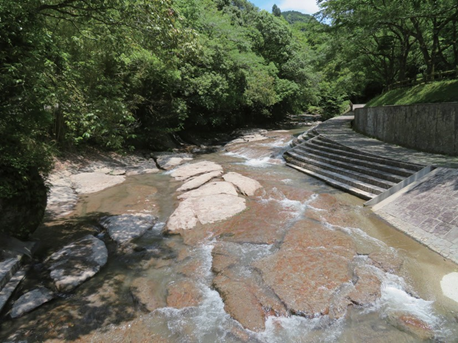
[353,103,458,156]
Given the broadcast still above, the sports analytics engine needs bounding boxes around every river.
[1,127,458,342]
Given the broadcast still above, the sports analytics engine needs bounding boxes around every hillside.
[281,11,313,25]
[366,80,458,107]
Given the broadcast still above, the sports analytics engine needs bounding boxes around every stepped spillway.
[284,128,425,200]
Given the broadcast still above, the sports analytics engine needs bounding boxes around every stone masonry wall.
[353,103,458,156]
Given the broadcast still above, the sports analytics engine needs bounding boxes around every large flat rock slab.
[178,181,238,200]
[177,170,223,192]
[171,161,223,181]
[165,194,246,232]
[70,172,125,194]
[100,214,157,244]
[222,172,262,196]
[253,221,356,317]
[46,235,108,292]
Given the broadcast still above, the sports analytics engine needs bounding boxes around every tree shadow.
[0,211,181,342]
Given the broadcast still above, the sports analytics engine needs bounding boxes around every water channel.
[1,127,458,342]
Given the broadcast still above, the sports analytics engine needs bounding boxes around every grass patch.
[366,79,458,107]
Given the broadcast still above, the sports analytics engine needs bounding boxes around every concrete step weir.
[284,132,426,200]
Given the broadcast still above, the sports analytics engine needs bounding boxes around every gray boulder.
[11,287,54,318]
[154,153,193,170]
[100,214,157,245]
[47,235,108,292]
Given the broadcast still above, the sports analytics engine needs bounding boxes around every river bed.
[1,127,458,342]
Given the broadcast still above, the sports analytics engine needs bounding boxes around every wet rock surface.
[11,287,54,318]
[166,279,202,308]
[130,277,166,312]
[100,213,157,245]
[348,265,382,306]
[369,251,404,273]
[253,221,356,317]
[46,235,108,292]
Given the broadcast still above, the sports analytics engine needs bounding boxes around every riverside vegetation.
[1,0,458,238]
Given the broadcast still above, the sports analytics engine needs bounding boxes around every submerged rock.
[130,277,166,312]
[11,287,54,318]
[46,235,108,292]
[213,274,266,332]
[166,279,202,308]
[222,172,263,196]
[100,214,157,245]
[211,243,287,332]
[386,312,435,340]
[253,221,356,317]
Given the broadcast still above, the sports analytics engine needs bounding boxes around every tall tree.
[272,4,281,17]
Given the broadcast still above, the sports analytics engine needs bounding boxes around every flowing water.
[1,127,458,342]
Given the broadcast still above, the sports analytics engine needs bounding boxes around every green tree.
[272,4,281,17]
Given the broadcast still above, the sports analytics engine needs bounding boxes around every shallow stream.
[1,127,458,342]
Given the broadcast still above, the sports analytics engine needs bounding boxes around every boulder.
[11,287,54,318]
[177,171,223,192]
[70,172,125,194]
[46,235,108,292]
[222,172,262,196]
[100,214,157,245]
[170,161,223,181]
[165,194,246,233]
[178,181,238,200]
[154,153,193,170]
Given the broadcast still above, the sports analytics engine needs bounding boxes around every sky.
[249,0,320,15]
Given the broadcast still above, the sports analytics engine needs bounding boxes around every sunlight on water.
[260,138,292,148]
[256,315,344,343]
[260,187,318,221]
[224,151,282,167]
[378,283,439,325]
